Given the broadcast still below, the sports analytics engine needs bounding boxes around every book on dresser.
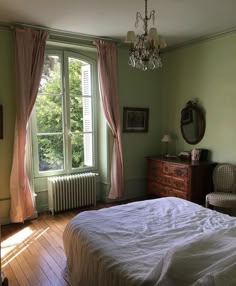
[146,156,216,205]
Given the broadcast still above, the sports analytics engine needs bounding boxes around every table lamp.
[161,134,172,156]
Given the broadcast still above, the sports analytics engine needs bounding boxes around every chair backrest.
[213,164,236,193]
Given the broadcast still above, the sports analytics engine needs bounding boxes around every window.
[32,51,96,176]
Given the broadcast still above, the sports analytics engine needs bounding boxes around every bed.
[63,197,236,286]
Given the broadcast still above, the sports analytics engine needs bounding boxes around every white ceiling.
[1,0,236,47]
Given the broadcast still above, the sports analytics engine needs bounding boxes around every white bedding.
[63,197,236,286]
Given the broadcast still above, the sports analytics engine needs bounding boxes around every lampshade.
[125,31,136,43]
[159,36,167,48]
[161,134,172,143]
[148,27,158,41]
[154,36,167,49]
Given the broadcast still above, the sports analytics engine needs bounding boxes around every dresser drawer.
[147,180,187,199]
[155,175,188,192]
[162,162,188,178]
[147,160,163,177]
[147,181,168,197]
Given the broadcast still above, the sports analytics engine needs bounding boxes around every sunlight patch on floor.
[1,226,49,268]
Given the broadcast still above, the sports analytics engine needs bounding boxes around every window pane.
[71,133,93,168]
[71,133,84,169]
[35,95,63,133]
[70,96,83,132]
[68,57,82,96]
[39,55,62,95]
[70,96,92,133]
[33,52,95,175]
[38,135,64,171]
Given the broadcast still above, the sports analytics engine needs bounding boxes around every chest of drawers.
[147,157,216,205]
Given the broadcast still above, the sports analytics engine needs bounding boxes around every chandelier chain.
[144,0,148,34]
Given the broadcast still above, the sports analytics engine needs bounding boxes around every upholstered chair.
[206,164,236,209]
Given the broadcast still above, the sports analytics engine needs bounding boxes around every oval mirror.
[180,101,205,145]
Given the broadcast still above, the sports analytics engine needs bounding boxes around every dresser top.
[147,155,216,167]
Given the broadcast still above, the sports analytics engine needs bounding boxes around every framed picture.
[181,108,193,125]
[0,105,3,139]
[123,107,149,132]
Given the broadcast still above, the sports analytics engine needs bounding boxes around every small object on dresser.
[165,154,177,158]
[199,149,209,161]
[178,151,191,160]
[191,148,201,161]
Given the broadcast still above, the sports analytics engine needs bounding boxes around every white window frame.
[32,49,98,178]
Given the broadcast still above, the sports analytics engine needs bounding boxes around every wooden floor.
[1,202,121,286]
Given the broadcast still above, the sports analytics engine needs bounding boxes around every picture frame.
[123,107,149,132]
[181,108,193,125]
[0,105,3,139]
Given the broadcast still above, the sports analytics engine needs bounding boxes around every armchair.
[206,164,236,209]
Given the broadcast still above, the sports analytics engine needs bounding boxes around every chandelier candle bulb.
[125,0,167,71]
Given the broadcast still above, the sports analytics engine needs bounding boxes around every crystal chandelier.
[125,0,167,71]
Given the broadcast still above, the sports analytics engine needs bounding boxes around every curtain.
[94,40,124,199]
[10,28,48,222]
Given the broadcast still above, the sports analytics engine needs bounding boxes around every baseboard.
[102,178,146,203]
[36,182,102,213]
[0,216,10,225]
[0,211,38,225]
[0,199,10,225]
[35,178,146,212]
[37,204,49,213]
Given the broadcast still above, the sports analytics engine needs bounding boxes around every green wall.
[0,30,15,223]
[117,47,163,199]
[161,32,236,163]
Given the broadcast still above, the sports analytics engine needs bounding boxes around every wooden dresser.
[147,156,216,205]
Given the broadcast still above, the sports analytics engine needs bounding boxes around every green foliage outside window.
[35,55,86,172]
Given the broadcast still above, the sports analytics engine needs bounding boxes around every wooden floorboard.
[3,264,19,286]
[1,201,136,286]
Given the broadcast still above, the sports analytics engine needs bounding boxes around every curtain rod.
[0,22,122,45]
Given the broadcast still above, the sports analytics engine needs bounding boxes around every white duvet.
[63,197,236,286]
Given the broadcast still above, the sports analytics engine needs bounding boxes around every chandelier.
[125,0,167,71]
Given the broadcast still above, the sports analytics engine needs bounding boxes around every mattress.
[63,197,236,286]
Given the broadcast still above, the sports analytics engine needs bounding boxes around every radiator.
[48,172,97,215]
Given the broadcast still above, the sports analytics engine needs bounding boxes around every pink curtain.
[95,40,124,199]
[10,28,48,222]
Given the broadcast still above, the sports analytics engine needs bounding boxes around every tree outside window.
[33,51,95,175]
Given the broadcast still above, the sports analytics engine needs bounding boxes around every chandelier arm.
[136,12,144,21]
[135,12,144,28]
[148,10,155,23]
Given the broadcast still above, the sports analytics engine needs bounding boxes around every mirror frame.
[180,101,205,145]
